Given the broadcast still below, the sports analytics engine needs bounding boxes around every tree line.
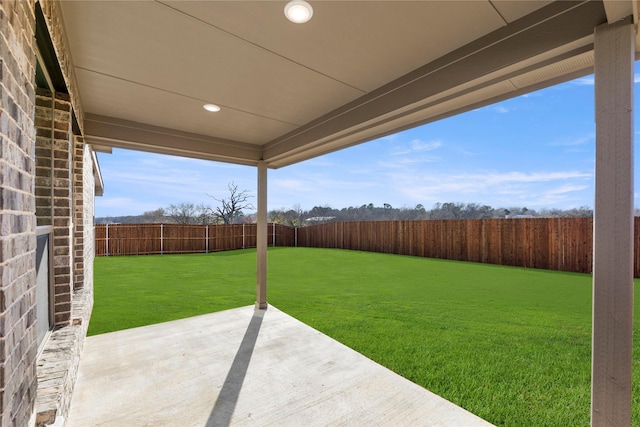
[97,197,597,226]
[264,202,594,227]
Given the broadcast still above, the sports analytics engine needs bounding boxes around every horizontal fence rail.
[95,223,295,256]
[96,218,640,277]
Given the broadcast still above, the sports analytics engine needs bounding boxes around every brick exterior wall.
[0,1,39,426]
[1,2,101,425]
[34,89,73,327]
[35,139,96,425]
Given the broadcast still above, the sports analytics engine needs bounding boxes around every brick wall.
[72,137,84,290]
[35,140,97,426]
[34,89,73,327]
[1,2,100,425]
[0,1,39,426]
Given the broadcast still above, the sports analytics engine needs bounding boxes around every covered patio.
[65,305,492,426]
[1,0,638,425]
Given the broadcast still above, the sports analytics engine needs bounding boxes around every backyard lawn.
[91,247,640,426]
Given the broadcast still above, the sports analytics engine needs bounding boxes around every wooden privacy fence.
[95,223,295,256]
[96,218,640,277]
[296,218,640,278]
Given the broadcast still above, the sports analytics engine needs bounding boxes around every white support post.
[256,161,268,309]
[591,20,634,427]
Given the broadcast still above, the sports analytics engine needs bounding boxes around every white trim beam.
[84,114,262,166]
[591,19,635,427]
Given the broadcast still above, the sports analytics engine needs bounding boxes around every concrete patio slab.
[66,305,493,426]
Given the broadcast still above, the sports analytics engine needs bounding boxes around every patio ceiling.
[56,0,637,168]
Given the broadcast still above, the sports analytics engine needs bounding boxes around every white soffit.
[74,68,298,144]
[163,1,507,92]
[60,1,362,130]
[58,1,613,168]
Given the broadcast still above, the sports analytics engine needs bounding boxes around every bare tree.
[165,203,202,224]
[141,208,166,223]
[209,182,254,224]
[195,203,215,224]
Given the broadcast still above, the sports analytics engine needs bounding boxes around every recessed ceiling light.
[203,103,221,112]
[284,0,313,24]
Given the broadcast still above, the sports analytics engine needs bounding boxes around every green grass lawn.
[91,247,640,426]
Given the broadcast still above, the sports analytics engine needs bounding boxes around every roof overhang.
[37,0,638,169]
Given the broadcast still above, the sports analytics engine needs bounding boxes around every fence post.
[273,223,276,247]
[242,223,245,249]
[206,225,209,254]
[105,223,109,256]
[160,223,164,255]
[295,227,298,247]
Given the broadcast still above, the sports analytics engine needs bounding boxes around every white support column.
[592,20,634,427]
[256,161,268,309]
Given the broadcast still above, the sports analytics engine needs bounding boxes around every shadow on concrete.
[206,308,265,427]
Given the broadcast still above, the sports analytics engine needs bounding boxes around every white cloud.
[268,166,391,210]
[548,134,594,147]
[452,146,478,156]
[545,184,589,195]
[389,138,442,157]
[139,158,165,167]
[378,156,440,169]
[271,179,306,192]
[410,139,442,152]
[96,197,163,216]
[385,169,592,208]
[574,76,594,86]
[474,171,591,184]
[97,197,138,207]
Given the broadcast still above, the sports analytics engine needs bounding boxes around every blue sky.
[95,63,640,217]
